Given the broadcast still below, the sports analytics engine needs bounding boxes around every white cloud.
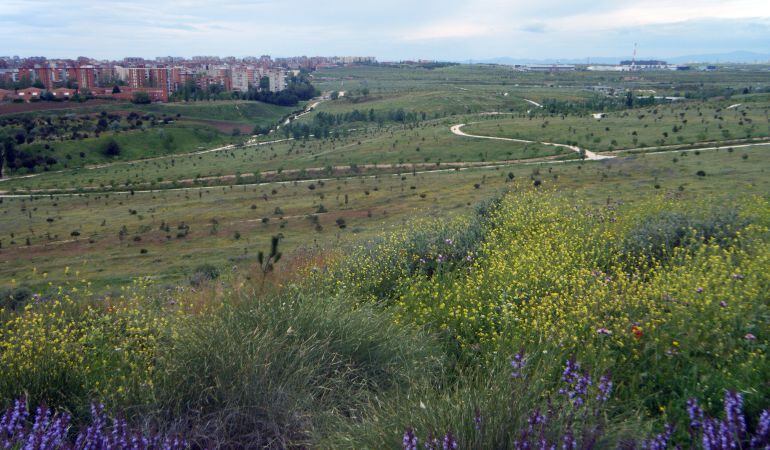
[399,22,494,41]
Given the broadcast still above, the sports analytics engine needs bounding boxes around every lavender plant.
[401,357,770,449]
[1,398,186,449]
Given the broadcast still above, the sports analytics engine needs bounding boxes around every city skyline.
[3,0,770,61]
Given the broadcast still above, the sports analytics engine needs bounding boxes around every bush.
[132,91,151,104]
[621,206,747,262]
[102,139,121,157]
[0,286,33,311]
[189,263,220,287]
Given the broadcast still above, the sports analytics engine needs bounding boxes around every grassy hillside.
[1,189,767,448]
[0,65,768,449]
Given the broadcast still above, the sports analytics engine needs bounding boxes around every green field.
[0,100,298,175]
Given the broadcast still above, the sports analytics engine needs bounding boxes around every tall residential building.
[231,67,250,92]
[267,69,285,93]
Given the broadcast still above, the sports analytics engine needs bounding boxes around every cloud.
[0,0,769,60]
[399,22,494,41]
[520,22,547,33]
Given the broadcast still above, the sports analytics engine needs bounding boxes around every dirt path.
[450,122,613,161]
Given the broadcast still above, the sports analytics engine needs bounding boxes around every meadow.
[0,64,768,449]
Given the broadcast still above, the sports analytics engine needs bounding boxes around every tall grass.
[150,289,443,448]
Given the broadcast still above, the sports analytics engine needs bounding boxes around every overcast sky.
[2,0,769,60]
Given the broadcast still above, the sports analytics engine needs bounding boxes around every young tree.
[102,139,121,157]
[132,91,151,104]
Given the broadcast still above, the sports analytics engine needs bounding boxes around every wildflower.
[511,350,527,378]
[641,424,672,450]
[474,408,482,431]
[560,359,592,407]
[719,301,727,307]
[731,273,744,280]
[744,333,756,341]
[444,238,454,245]
[596,327,611,335]
[562,430,576,450]
[597,373,613,402]
[696,287,704,293]
[442,431,458,450]
[724,390,746,436]
[403,427,418,450]
[437,254,447,263]
[631,325,643,339]
[751,410,770,448]
[527,409,546,431]
[687,398,703,430]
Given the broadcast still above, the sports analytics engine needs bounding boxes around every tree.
[259,76,271,91]
[132,91,151,104]
[625,91,634,108]
[102,139,121,157]
[112,85,121,94]
[330,91,339,100]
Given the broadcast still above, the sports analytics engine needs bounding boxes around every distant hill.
[467,51,770,66]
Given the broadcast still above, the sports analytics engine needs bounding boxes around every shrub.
[621,206,747,262]
[0,286,33,311]
[189,263,220,287]
[101,139,121,157]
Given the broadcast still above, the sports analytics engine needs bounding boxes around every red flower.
[631,325,643,339]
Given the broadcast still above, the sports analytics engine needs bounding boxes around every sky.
[2,0,770,61]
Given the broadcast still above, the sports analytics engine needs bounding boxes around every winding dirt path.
[450,122,614,161]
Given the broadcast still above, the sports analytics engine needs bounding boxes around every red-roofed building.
[51,88,76,99]
[110,86,168,102]
[17,87,43,102]
[0,88,14,101]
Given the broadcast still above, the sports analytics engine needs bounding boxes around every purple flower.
[437,254,447,263]
[596,373,613,402]
[474,408,482,431]
[442,431,458,450]
[696,287,704,293]
[559,359,591,407]
[751,410,770,448]
[731,273,744,280]
[403,427,418,450]
[1,397,185,450]
[561,430,576,450]
[527,409,546,432]
[444,238,454,245]
[744,333,756,341]
[596,327,611,335]
[641,424,672,450]
[719,301,727,308]
[687,398,703,430]
[511,351,527,378]
[724,390,746,437]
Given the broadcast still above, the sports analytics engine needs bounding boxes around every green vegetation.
[1,64,768,448]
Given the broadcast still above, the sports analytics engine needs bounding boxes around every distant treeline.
[171,74,319,107]
[280,108,428,139]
